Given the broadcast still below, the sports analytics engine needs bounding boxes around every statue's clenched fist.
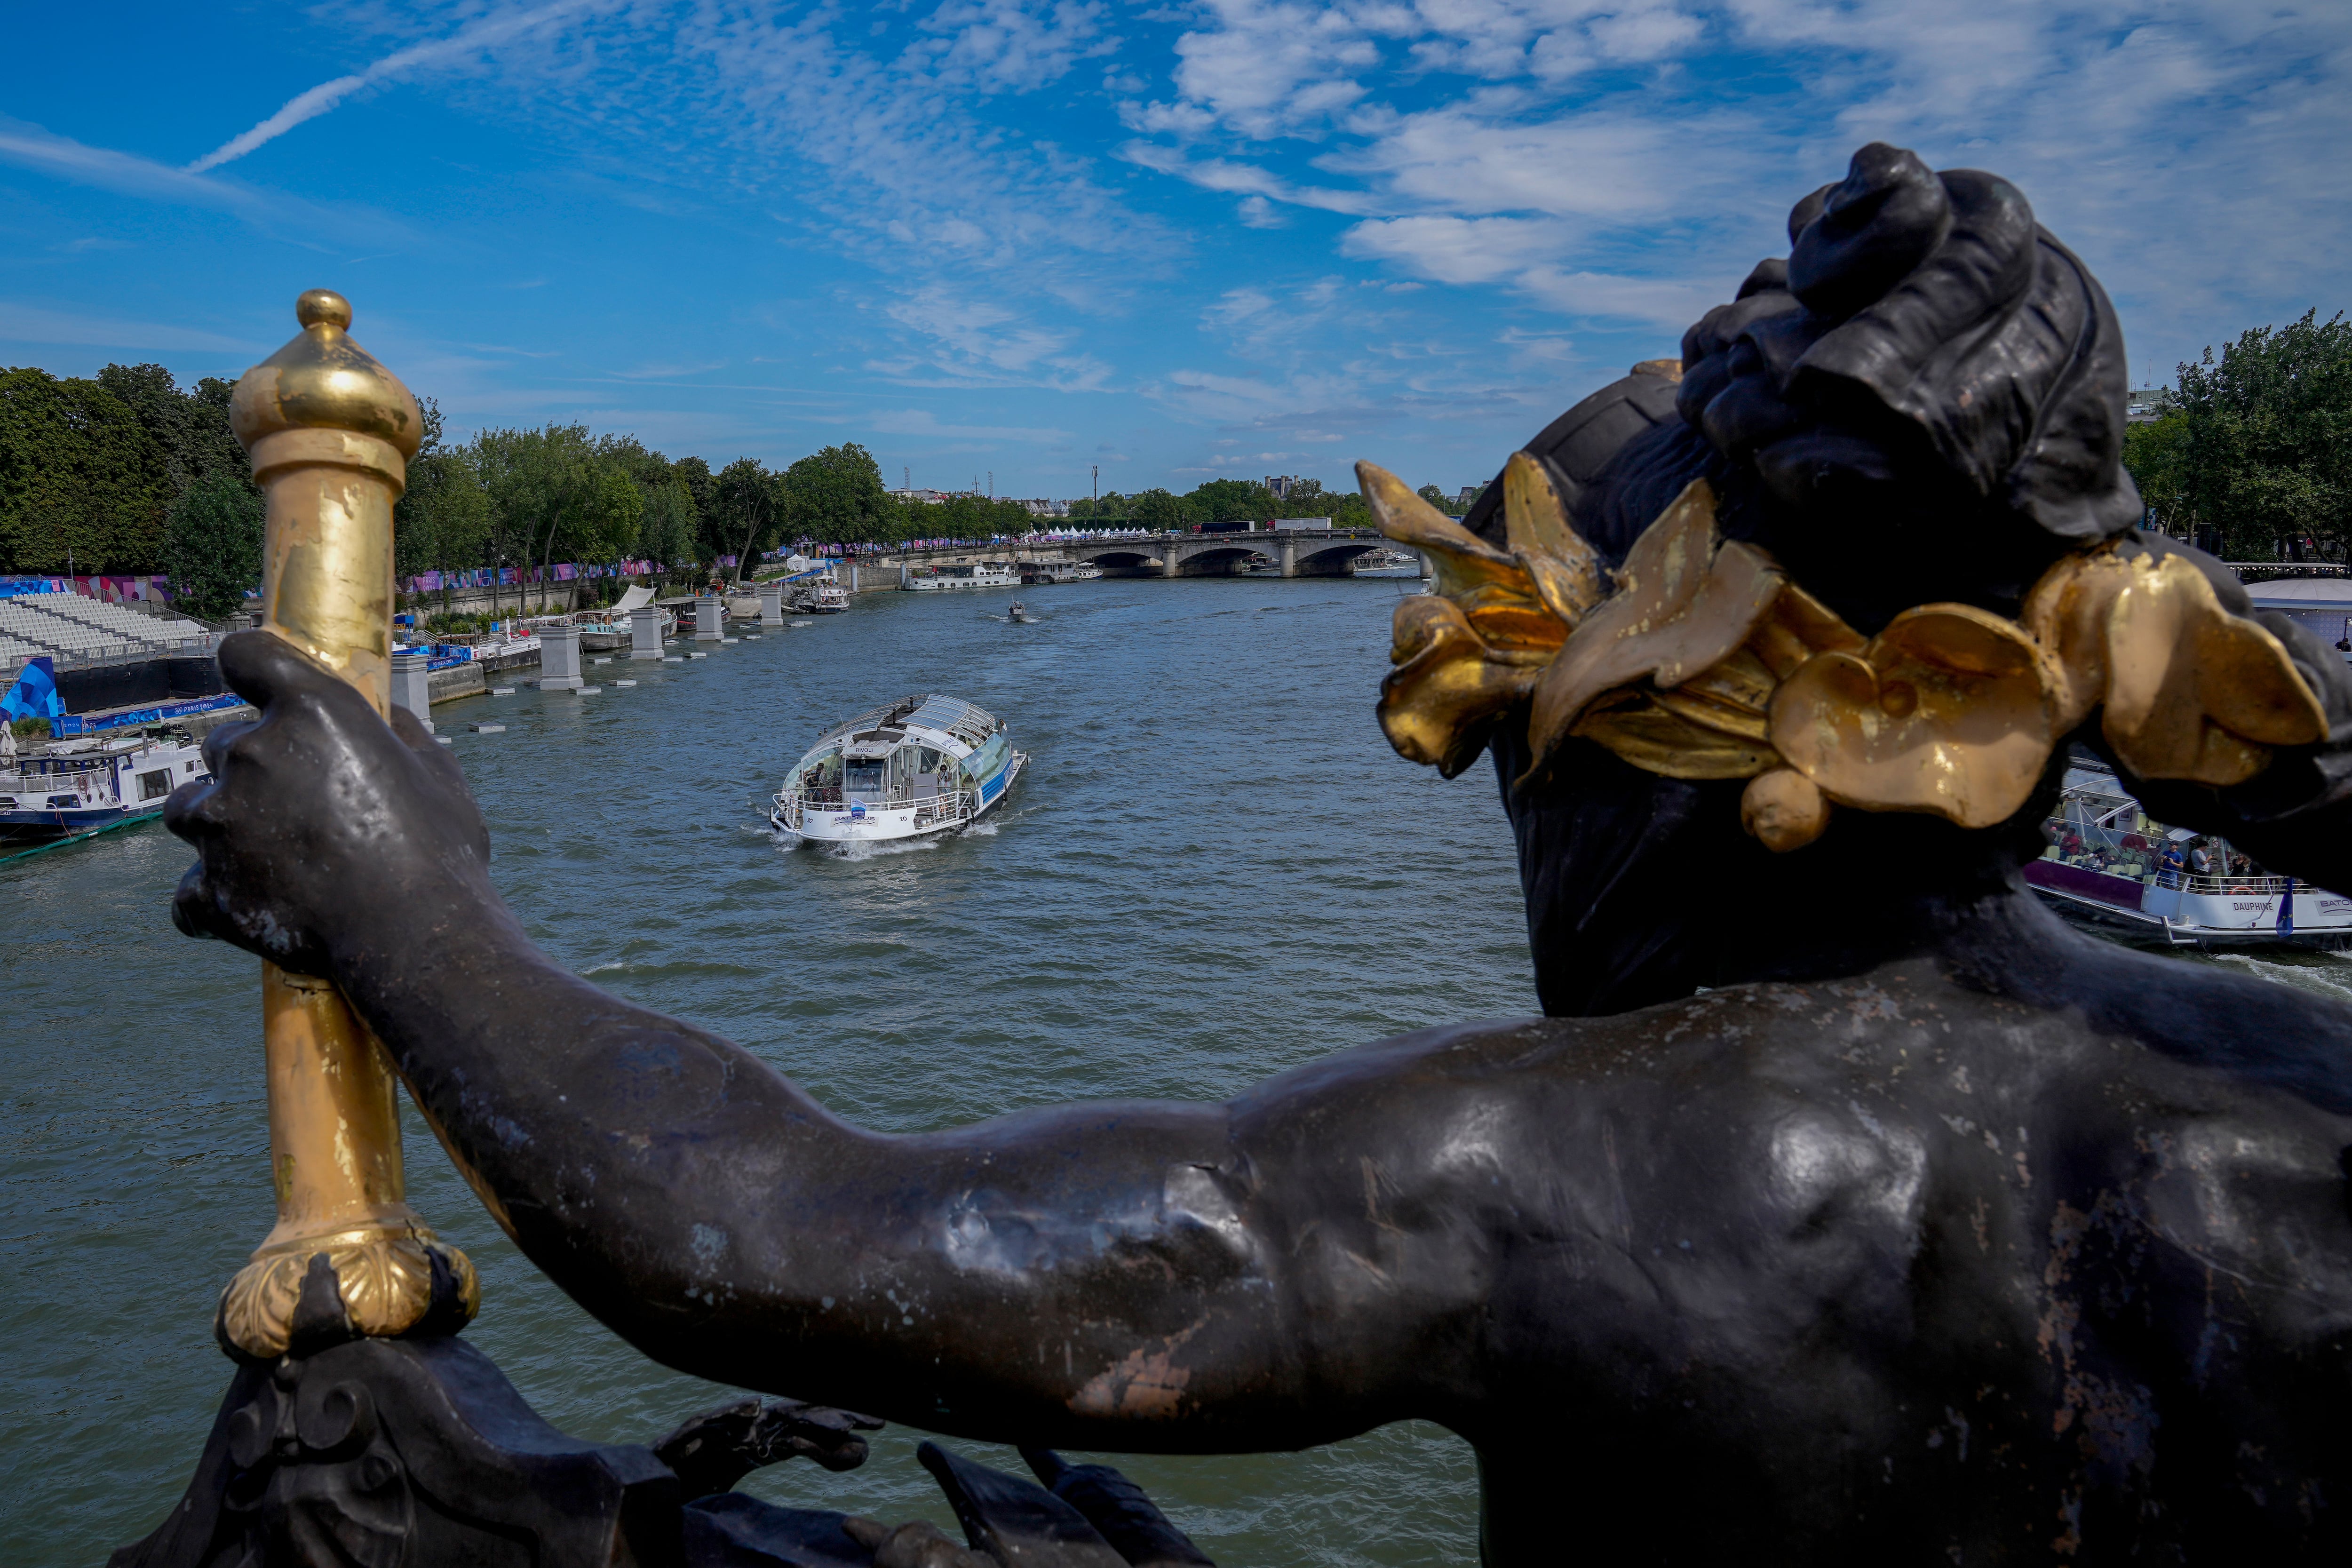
[166,630,494,977]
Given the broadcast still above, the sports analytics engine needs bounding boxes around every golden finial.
[217,290,477,1359]
[230,289,422,461]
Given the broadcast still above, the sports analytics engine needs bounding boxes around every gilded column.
[216,289,477,1359]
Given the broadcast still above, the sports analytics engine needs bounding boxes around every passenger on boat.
[2158,840,2187,889]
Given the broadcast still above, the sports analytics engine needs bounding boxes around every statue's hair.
[1669,143,2139,633]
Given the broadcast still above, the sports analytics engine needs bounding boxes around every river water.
[8,575,2351,1566]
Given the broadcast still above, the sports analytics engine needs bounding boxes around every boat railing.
[2045,851,2300,895]
[771,786,975,831]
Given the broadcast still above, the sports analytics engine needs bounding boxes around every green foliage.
[469,424,645,607]
[901,492,1036,541]
[2122,410,2191,534]
[11,715,52,739]
[1130,488,1189,530]
[716,456,779,577]
[0,358,1399,586]
[1185,478,1277,522]
[638,480,699,576]
[160,468,264,621]
[0,366,175,572]
[1415,483,1452,512]
[2128,310,2352,555]
[780,443,892,550]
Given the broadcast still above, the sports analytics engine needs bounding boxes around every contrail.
[187,1,596,174]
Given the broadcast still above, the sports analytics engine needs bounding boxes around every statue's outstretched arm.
[166,634,1460,1452]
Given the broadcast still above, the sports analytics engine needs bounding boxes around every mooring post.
[629,603,663,659]
[759,580,784,626]
[537,622,583,689]
[694,595,723,641]
[218,289,476,1359]
[391,649,432,731]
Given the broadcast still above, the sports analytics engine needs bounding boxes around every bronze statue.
[146,145,2352,1563]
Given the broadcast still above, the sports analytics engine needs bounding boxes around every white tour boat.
[1,731,211,841]
[2024,756,2352,947]
[907,563,1018,592]
[788,580,850,614]
[770,694,1025,844]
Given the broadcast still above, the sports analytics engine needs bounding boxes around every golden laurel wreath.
[1362,454,2328,852]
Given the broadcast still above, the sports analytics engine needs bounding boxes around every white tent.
[615,585,655,613]
[785,554,815,573]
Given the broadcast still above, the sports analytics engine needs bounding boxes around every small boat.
[1022,563,1103,585]
[2024,756,2352,947]
[770,694,1025,844]
[788,581,850,614]
[0,731,211,842]
[1007,602,1041,624]
[907,564,1018,592]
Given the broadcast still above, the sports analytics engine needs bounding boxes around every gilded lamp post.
[217,289,477,1358]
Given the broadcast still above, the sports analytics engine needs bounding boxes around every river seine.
[6,574,2348,1565]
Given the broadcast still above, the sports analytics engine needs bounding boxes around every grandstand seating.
[0,592,213,663]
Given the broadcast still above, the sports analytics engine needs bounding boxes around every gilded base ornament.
[219,1227,477,1358]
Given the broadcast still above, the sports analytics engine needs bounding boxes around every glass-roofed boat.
[769,693,1026,844]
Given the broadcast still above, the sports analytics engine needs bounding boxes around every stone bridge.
[873,530,1418,580]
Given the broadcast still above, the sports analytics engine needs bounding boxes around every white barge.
[0,732,210,841]
[770,694,1025,844]
[907,564,1018,592]
[2025,758,2352,947]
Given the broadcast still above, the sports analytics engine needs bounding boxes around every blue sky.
[3,1,2345,502]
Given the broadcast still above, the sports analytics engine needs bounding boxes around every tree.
[0,366,173,573]
[161,469,264,621]
[1416,483,1453,513]
[97,362,245,498]
[715,457,778,583]
[1131,488,1189,530]
[2122,409,2193,541]
[638,480,698,582]
[1184,478,1278,523]
[397,408,490,618]
[2130,310,2352,558]
[780,443,892,551]
[672,455,723,564]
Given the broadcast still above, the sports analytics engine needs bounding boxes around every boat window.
[845,759,886,796]
[138,769,172,800]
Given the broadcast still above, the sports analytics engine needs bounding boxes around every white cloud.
[1236,194,1287,227]
[869,408,1073,441]
[0,301,257,354]
[1340,214,1573,285]
[0,114,414,246]
[189,1,609,172]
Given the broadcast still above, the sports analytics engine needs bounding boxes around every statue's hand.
[165,630,492,975]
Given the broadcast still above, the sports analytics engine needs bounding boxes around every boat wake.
[2210,951,2352,1003]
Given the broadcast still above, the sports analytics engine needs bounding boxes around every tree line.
[0,359,1472,622]
[2123,308,2351,559]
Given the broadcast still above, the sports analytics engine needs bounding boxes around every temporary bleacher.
[0,592,213,662]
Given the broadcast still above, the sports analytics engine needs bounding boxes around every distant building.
[899,487,954,505]
[1264,474,1302,499]
[1015,498,1068,518]
[2126,389,2175,425]
[1456,484,1486,509]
